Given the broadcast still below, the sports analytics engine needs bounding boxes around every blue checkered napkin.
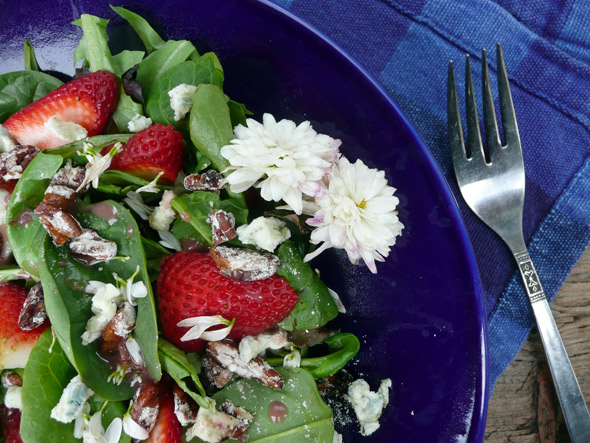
[270,0,590,388]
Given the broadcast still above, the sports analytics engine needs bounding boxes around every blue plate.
[1,1,489,441]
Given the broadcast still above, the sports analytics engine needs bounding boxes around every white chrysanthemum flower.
[220,113,341,214]
[304,157,403,274]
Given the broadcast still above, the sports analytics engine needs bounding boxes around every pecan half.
[219,400,253,441]
[184,170,225,192]
[0,145,39,182]
[131,380,160,435]
[173,384,200,426]
[1,372,22,388]
[202,355,234,389]
[69,229,117,265]
[51,162,88,195]
[208,210,236,245]
[209,246,280,281]
[206,340,283,389]
[18,282,47,331]
[34,203,83,245]
[100,302,136,355]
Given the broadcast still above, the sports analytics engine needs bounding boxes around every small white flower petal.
[135,171,164,193]
[178,315,234,342]
[158,230,182,251]
[126,336,144,366]
[328,287,346,314]
[283,349,301,368]
[105,417,122,443]
[124,191,154,221]
[123,414,149,440]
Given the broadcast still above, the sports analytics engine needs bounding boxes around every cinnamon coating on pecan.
[131,380,160,435]
[184,170,225,192]
[18,282,47,331]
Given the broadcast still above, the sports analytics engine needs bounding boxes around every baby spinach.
[276,241,339,331]
[170,191,248,246]
[267,333,360,379]
[136,40,197,96]
[6,153,63,279]
[146,54,224,129]
[111,5,164,54]
[39,201,161,400]
[112,50,145,77]
[0,265,34,283]
[24,39,39,71]
[0,71,63,122]
[20,329,79,443]
[228,99,252,127]
[158,339,208,408]
[213,367,334,442]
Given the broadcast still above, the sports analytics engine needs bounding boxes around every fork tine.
[496,43,522,149]
[481,48,502,159]
[447,61,467,166]
[465,55,486,163]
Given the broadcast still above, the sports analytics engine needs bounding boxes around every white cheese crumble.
[347,378,392,436]
[236,216,291,252]
[44,115,88,142]
[50,375,93,424]
[0,124,17,152]
[333,431,343,443]
[168,84,198,121]
[127,113,153,132]
[238,329,291,363]
[149,190,177,231]
[4,386,22,410]
[186,398,240,443]
[0,188,10,225]
[81,282,122,345]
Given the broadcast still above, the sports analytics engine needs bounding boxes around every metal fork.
[448,43,590,441]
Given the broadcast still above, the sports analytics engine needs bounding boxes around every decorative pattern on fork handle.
[514,252,546,303]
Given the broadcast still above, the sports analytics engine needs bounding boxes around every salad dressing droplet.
[85,201,118,225]
[268,401,288,423]
[182,237,208,252]
[180,212,191,222]
[126,224,134,238]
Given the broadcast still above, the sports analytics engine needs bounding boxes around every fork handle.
[514,250,590,442]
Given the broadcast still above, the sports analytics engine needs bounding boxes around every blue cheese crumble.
[168,84,198,121]
[127,113,153,132]
[236,216,291,252]
[347,378,392,436]
[44,115,88,142]
[50,375,93,423]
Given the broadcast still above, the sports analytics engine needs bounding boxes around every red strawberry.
[0,404,22,443]
[105,124,184,184]
[145,381,181,443]
[157,251,298,352]
[3,70,119,150]
[0,283,49,369]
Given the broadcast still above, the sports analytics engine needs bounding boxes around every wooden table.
[484,246,590,442]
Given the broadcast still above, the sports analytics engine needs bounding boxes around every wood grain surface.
[485,246,590,442]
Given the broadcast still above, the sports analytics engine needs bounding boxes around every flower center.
[332,196,361,224]
[358,199,367,209]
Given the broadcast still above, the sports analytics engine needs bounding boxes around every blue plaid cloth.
[269,0,590,389]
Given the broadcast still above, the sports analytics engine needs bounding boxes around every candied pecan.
[202,355,234,389]
[1,372,22,388]
[43,184,77,211]
[18,282,47,331]
[219,400,253,440]
[206,340,283,389]
[209,246,279,281]
[173,384,199,426]
[131,380,160,434]
[51,162,88,195]
[0,145,39,182]
[183,170,225,192]
[69,229,117,265]
[100,302,136,355]
[35,202,83,245]
[208,210,236,245]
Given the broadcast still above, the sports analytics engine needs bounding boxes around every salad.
[0,6,404,443]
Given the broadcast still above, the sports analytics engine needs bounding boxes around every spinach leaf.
[20,329,79,443]
[189,83,233,173]
[213,367,334,442]
[136,40,197,96]
[146,53,224,129]
[0,71,63,122]
[267,333,360,378]
[24,39,39,71]
[0,265,35,283]
[170,191,248,246]
[276,241,338,331]
[227,99,252,127]
[39,201,161,400]
[158,339,208,408]
[46,134,133,162]
[112,50,145,77]
[6,153,63,278]
[111,6,164,54]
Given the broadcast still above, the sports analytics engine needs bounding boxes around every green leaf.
[112,93,144,133]
[276,241,338,331]
[24,39,39,71]
[112,50,145,77]
[39,201,161,400]
[227,99,252,127]
[46,134,133,162]
[189,83,233,173]
[213,367,334,442]
[111,5,165,54]
[20,329,79,443]
[158,339,208,408]
[170,191,248,246]
[136,40,197,96]
[267,333,360,378]
[146,53,224,129]
[6,153,63,278]
[0,265,35,283]
[0,71,63,122]
[72,15,116,73]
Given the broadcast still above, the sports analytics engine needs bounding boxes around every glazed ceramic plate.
[1,0,488,441]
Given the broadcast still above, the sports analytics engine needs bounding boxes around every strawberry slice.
[0,283,49,369]
[156,251,298,352]
[145,380,182,443]
[106,123,184,184]
[3,70,119,150]
[0,404,22,443]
